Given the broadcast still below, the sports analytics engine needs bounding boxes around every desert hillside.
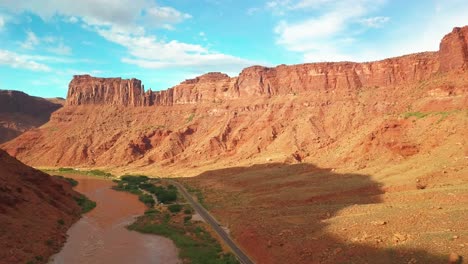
[0,149,81,264]
[0,90,63,143]
[0,26,467,264]
[1,27,466,177]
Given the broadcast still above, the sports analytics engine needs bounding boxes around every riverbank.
[113,175,239,264]
[48,174,180,264]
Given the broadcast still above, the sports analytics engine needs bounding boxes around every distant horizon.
[0,0,467,98]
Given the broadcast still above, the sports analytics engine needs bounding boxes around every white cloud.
[96,27,255,72]
[21,30,40,49]
[0,15,4,29]
[246,7,260,16]
[143,6,191,29]
[47,42,72,55]
[0,49,51,71]
[0,0,253,74]
[359,16,390,28]
[272,0,391,62]
[0,0,191,30]
[20,30,72,55]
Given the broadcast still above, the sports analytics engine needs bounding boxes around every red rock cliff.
[67,75,145,106]
[439,26,468,72]
[66,26,467,107]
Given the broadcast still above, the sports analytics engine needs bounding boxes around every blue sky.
[0,0,467,98]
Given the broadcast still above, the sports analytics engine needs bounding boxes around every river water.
[49,175,180,264]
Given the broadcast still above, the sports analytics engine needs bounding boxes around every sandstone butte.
[0,26,467,264]
[0,149,81,264]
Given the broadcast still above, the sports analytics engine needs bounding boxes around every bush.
[57,219,65,225]
[139,194,155,207]
[157,189,177,203]
[184,208,193,214]
[74,195,97,214]
[168,204,182,213]
[144,209,160,215]
[54,175,78,187]
[184,215,192,223]
[58,167,74,172]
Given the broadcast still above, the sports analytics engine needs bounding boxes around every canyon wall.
[66,26,468,108]
[3,26,467,175]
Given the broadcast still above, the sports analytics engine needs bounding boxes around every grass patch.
[168,204,182,213]
[185,185,208,208]
[186,113,195,123]
[74,195,97,214]
[113,175,178,204]
[402,110,460,122]
[128,213,238,264]
[403,111,430,119]
[46,167,114,178]
[54,175,78,187]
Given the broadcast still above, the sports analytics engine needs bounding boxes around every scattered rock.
[393,233,408,243]
[448,252,463,264]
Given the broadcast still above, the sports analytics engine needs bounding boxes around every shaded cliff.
[0,90,63,143]
[0,149,81,264]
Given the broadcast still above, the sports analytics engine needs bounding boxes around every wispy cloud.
[0,49,51,71]
[96,27,255,73]
[274,0,387,61]
[20,30,40,49]
[0,15,5,30]
[359,16,390,28]
[1,0,253,74]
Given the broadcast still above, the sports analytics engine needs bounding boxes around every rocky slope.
[0,149,81,264]
[0,90,63,143]
[2,26,466,177]
[1,26,467,264]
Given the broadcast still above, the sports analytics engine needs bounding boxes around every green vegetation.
[187,113,195,123]
[185,185,207,208]
[403,111,429,119]
[168,204,182,213]
[183,215,192,223]
[45,167,114,178]
[113,175,177,204]
[402,110,460,122]
[57,219,65,225]
[184,208,193,214]
[139,194,155,207]
[54,175,78,187]
[74,195,97,214]
[128,211,238,264]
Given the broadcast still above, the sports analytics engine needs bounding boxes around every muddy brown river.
[49,175,180,264]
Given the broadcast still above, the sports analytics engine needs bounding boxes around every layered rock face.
[0,149,81,263]
[3,26,468,176]
[439,26,468,72]
[66,53,440,107]
[66,26,467,108]
[67,75,145,106]
[0,90,63,143]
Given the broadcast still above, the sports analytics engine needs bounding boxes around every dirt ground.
[181,161,468,264]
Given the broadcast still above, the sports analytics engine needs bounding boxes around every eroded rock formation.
[3,26,468,176]
[0,90,63,143]
[66,26,468,107]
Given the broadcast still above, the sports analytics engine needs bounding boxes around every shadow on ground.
[182,163,454,264]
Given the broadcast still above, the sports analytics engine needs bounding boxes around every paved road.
[168,180,255,264]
